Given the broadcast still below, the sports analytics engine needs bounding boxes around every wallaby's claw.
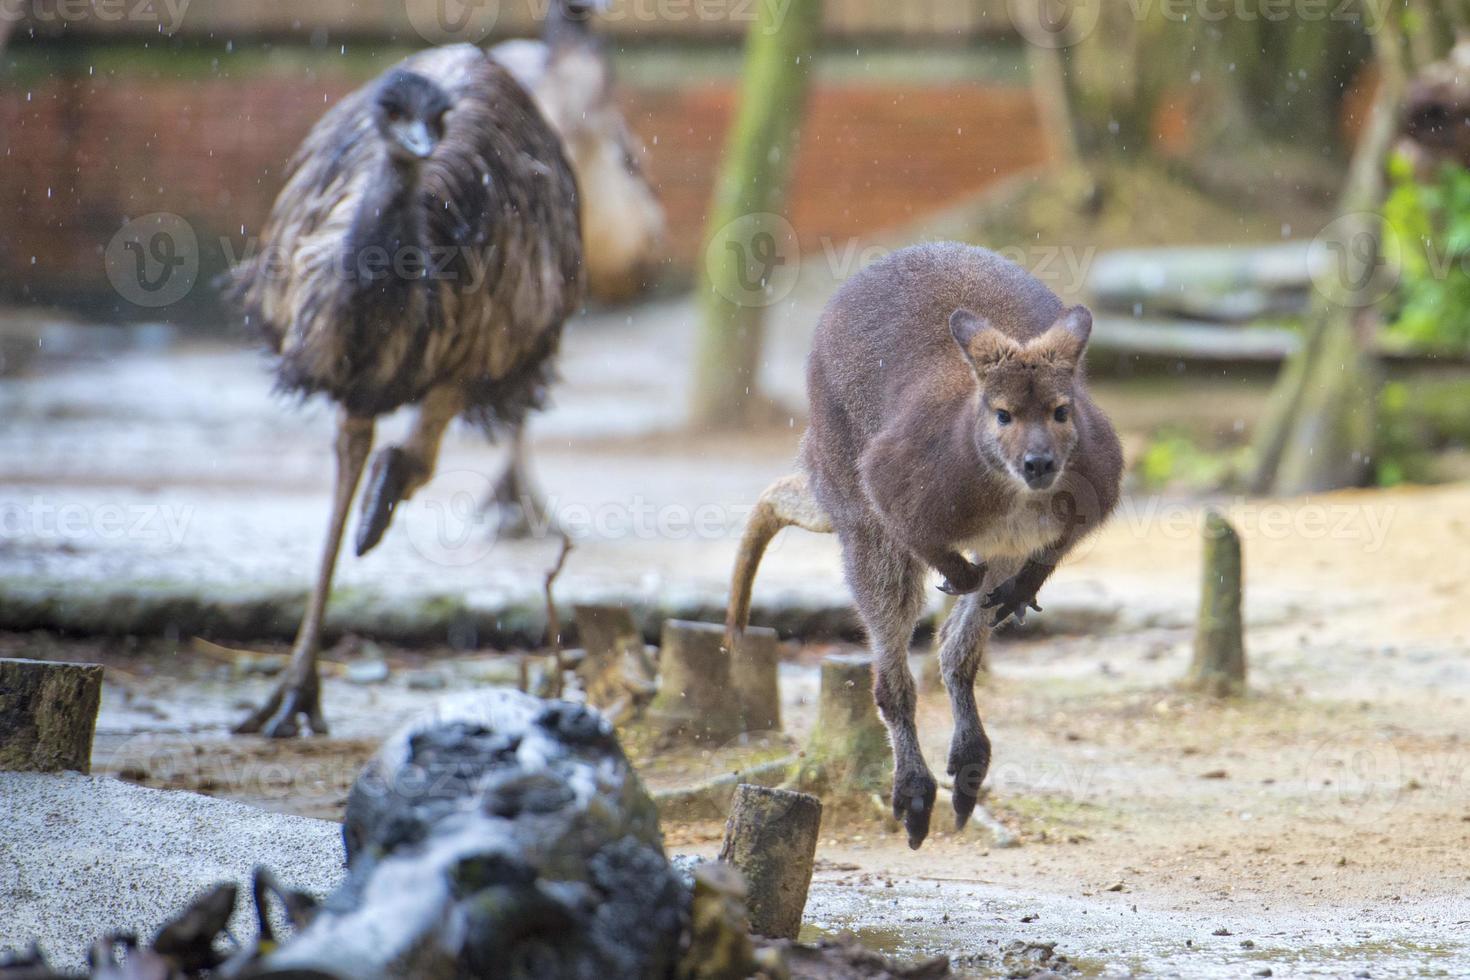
[948,726,992,830]
[892,770,937,850]
[983,576,1042,626]
[937,556,986,596]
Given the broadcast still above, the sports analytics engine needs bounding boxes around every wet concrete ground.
[7,294,1470,975]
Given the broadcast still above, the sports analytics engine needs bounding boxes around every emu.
[224,44,583,737]
[487,0,665,535]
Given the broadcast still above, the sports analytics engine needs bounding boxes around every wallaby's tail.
[724,472,833,649]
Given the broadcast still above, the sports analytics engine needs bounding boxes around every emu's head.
[373,70,452,163]
[950,305,1093,493]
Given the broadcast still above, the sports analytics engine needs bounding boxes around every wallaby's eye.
[996,409,1013,426]
[1053,405,1070,423]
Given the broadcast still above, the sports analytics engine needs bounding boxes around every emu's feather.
[225,43,584,427]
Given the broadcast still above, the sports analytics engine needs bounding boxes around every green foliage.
[1135,430,1248,492]
[1373,379,1470,486]
[1382,155,1470,351]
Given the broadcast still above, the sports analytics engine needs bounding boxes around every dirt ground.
[8,478,1470,977]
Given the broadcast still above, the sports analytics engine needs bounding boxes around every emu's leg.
[724,472,832,649]
[841,522,932,849]
[483,426,554,541]
[356,386,462,556]
[935,589,993,828]
[236,412,374,737]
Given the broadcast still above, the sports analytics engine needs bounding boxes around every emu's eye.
[996,409,1013,426]
[1053,405,1070,423]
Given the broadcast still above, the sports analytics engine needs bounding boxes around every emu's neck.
[346,152,425,324]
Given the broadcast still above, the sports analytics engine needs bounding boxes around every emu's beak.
[393,120,437,159]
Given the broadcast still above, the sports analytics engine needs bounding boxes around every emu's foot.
[233,676,328,738]
[356,447,422,556]
[947,726,992,829]
[482,465,554,541]
[936,554,986,596]
[982,576,1042,626]
[892,768,938,850]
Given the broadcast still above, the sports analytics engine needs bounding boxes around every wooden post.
[572,603,656,721]
[791,654,891,794]
[1187,511,1247,696]
[648,621,741,742]
[0,659,104,773]
[718,784,822,939]
[729,625,781,732]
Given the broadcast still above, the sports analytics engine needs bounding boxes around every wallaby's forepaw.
[892,769,938,850]
[983,576,1042,626]
[936,556,986,596]
[948,727,992,830]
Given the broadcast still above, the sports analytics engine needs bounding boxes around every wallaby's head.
[949,305,1093,492]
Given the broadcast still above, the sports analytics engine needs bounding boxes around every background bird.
[223,43,584,737]
[486,0,665,537]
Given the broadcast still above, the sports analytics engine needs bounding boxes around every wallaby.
[726,242,1123,849]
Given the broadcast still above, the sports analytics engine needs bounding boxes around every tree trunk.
[1248,18,1404,495]
[689,0,821,430]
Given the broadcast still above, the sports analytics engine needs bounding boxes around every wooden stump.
[647,621,741,742]
[1187,510,1247,697]
[792,654,891,794]
[0,658,104,773]
[729,625,781,732]
[571,603,656,721]
[718,784,822,939]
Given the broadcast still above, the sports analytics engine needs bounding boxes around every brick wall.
[0,69,1044,313]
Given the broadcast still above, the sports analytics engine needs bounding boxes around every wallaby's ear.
[950,308,1013,374]
[1035,305,1093,370]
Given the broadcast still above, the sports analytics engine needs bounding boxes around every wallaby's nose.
[1023,452,1057,486]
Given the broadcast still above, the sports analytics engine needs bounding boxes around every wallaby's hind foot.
[724,472,833,648]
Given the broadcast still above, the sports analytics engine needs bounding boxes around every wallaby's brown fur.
[726,242,1123,849]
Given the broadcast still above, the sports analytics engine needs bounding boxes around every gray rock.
[265,690,686,980]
